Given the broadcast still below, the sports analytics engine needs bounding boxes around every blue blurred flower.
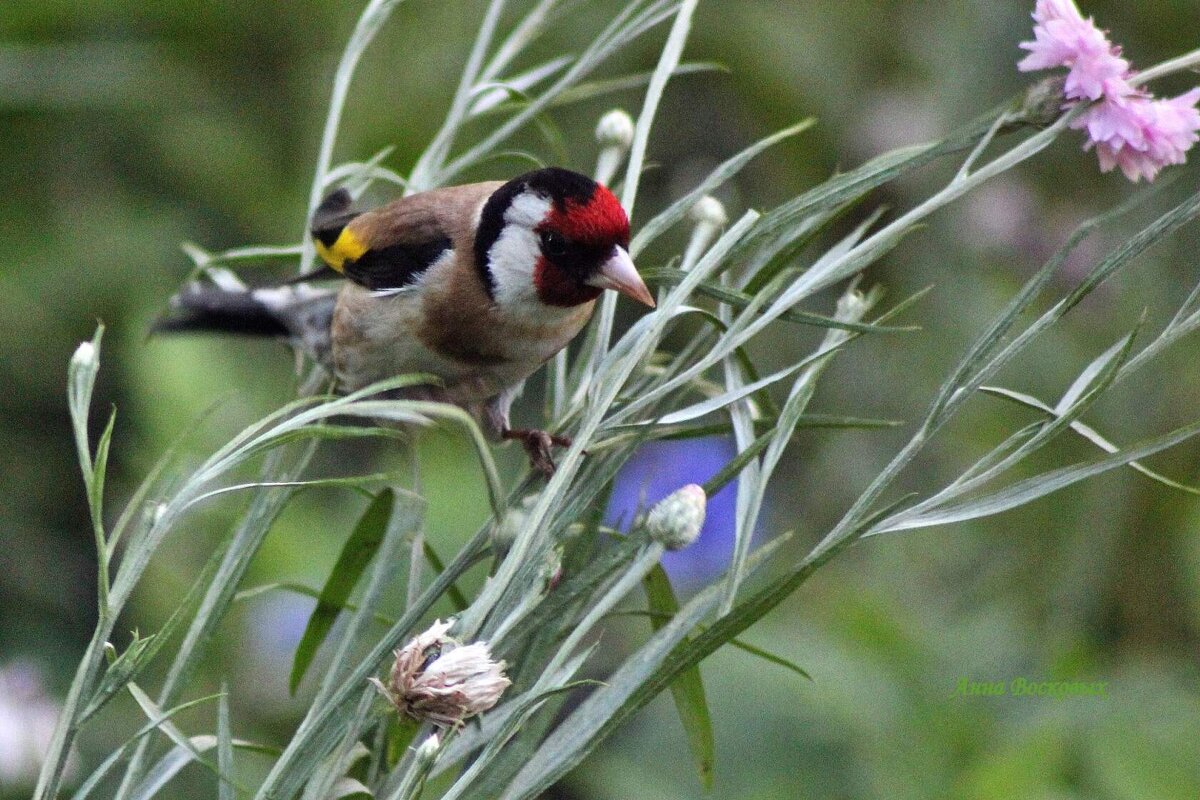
[237,592,316,712]
[606,437,748,588]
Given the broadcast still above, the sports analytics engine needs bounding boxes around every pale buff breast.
[331,281,474,394]
[416,249,596,388]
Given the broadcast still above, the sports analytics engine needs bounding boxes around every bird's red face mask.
[533,183,653,308]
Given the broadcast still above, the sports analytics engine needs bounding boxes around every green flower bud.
[492,493,538,552]
[414,732,440,764]
[646,484,707,550]
[70,341,97,372]
[1015,75,1067,129]
[595,109,636,186]
[689,195,728,229]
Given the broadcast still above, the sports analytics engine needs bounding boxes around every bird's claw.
[502,428,573,477]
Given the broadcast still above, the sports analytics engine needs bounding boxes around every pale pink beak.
[587,246,655,307]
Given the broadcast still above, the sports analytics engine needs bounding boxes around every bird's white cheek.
[489,192,551,311]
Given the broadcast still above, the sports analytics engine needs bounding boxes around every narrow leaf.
[233,581,397,625]
[726,638,811,681]
[631,118,815,256]
[328,777,372,799]
[642,268,916,333]
[290,490,396,694]
[422,540,470,612]
[873,419,1200,533]
[130,735,277,800]
[609,610,812,682]
[702,430,772,496]
[644,565,714,790]
[500,535,791,800]
[72,694,225,800]
[217,686,234,800]
[80,630,157,722]
[127,683,206,764]
[983,386,1200,495]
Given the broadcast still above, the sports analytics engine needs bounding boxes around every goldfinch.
[159,167,654,474]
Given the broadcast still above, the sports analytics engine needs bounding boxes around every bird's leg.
[501,428,573,477]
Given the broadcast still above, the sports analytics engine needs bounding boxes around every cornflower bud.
[689,195,728,229]
[70,341,97,372]
[414,732,440,764]
[372,620,510,727]
[682,196,727,271]
[595,108,635,150]
[836,288,868,319]
[594,109,635,186]
[645,484,707,550]
[492,493,538,552]
[1016,75,1068,129]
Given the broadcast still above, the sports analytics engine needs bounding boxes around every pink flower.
[1017,0,1200,182]
[1018,0,1130,101]
[1075,89,1200,182]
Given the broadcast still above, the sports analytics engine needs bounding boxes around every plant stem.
[301,0,408,273]
[1131,46,1200,86]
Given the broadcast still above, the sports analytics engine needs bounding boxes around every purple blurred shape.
[606,437,745,587]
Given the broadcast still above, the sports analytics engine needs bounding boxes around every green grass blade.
[130,736,278,800]
[721,287,873,614]
[641,268,916,333]
[71,693,228,800]
[499,535,789,800]
[631,119,813,257]
[79,629,158,723]
[314,491,425,707]
[724,638,811,681]
[301,0,411,271]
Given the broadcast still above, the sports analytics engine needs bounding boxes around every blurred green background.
[3,1,1200,797]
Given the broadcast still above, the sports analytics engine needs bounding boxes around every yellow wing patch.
[314,228,368,272]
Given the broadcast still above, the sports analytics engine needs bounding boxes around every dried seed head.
[646,484,707,550]
[372,620,510,727]
[595,109,635,150]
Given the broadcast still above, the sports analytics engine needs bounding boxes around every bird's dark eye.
[540,230,569,258]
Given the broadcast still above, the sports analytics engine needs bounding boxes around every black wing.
[311,188,453,292]
[342,236,453,292]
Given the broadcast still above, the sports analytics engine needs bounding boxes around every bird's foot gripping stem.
[502,428,573,477]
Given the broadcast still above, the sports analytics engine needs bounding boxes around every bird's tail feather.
[154,285,291,337]
[154,283,338,364]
